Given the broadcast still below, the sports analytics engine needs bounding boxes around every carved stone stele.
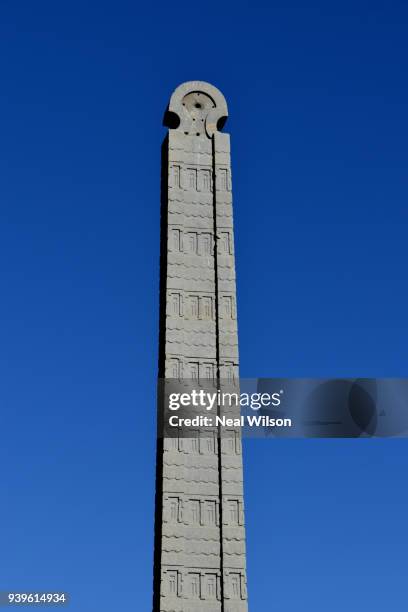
[153,82,248,612]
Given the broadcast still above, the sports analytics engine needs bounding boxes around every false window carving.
[222,296,232,318]
[206,574,217,599]
[200,169,212,192]
[185,232,198,254]
[200,296,213,320]
[229,500,239,524]
[225,429,240,454]
[189,361,199,381]
[168,433,179,451]
[190,573,200,599]
[169,497,180,522]
[206,431,216,454]
[171,228,181,252]
[227,433,235,453]
[167,570,180,596]
[220,231,231,254]
[230,573,241,599]
[168,358,181,379]
[188,295,199,319]
[205,500,216,525]
[187,168,197,190]
[190,429,200,453]
[224,362,236,382]
[191,500,200,524]
[172,165,181,189]
[201,362,214,380]
[201,233,212,255]
[170,292,181,317]
[218,168,228,191]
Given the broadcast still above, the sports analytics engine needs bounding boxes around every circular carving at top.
[166,81,228,138]
[181,91,215,136]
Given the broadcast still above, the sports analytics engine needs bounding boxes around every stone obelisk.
[153,81,248,612]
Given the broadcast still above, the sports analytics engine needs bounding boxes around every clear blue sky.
[1,1,407,610]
